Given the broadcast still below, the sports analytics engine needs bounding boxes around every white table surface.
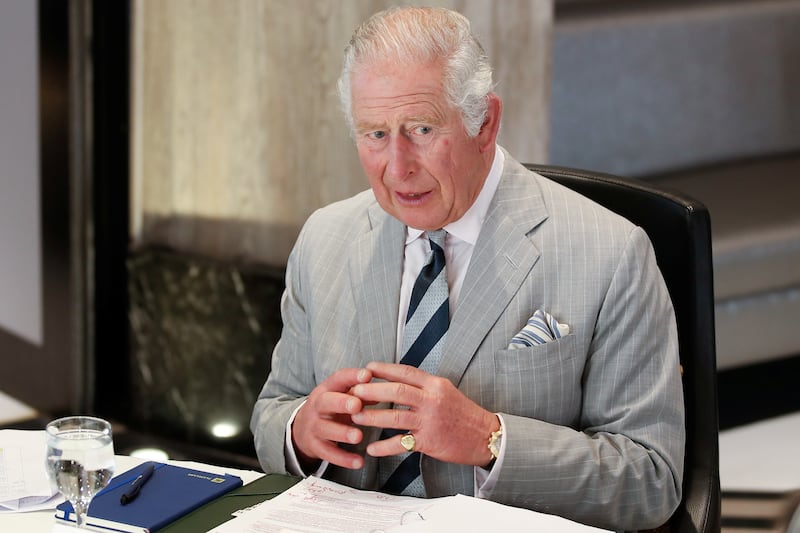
[0,455,263,532]
[719,411,800,492]
[6,411,799,530]
[0,389,37,425]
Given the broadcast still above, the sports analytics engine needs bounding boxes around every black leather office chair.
[524,164,721,533]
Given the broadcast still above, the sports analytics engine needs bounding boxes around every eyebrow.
[354,121,385,134]
[355,115,442,134]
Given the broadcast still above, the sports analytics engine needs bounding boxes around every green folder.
[159,474,300,532]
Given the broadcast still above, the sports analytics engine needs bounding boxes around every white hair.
[337,6,495,138]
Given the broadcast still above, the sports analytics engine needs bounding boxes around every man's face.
[350,60,498,230]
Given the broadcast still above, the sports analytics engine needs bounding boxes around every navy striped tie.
[379,229,449,497]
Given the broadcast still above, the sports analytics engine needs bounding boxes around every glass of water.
[45,416,115,528]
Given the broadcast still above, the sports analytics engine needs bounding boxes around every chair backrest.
[524,164,721,533]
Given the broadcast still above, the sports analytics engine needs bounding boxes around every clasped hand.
[291,362,498,471]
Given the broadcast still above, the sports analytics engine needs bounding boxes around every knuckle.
[391,408,404,427]
[429,375,448,391]
[400,364,416,378]
[429,377,450,401]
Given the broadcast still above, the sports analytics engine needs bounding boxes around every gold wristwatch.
[488,427,502,460]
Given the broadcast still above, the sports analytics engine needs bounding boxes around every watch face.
[489,429,502,458]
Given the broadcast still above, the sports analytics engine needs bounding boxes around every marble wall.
[127,248,284,455]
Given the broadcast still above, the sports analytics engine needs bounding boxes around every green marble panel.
[127,248,285,457]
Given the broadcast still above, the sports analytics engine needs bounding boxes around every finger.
[351,404,421,431]
[320,367,373,394]
[350,381,424,407]
[313,391,363,417]
[315,440,366,470]
[365,362,431,388]
[293,404,364,468]
[311,416,363,446]
[365,433,418,458]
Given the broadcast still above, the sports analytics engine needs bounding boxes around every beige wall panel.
[131,0,552,266]
[452,0,552,164]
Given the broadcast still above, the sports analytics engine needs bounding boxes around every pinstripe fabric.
[379,230,448,496]
[252,148,685,530]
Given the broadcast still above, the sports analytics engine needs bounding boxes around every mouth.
[396,191,430,204]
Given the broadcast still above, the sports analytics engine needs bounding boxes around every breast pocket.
[492,334,583,425]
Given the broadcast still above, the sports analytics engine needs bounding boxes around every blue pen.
[120,463,155,505]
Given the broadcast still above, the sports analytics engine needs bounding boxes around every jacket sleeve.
[250,221,315,475]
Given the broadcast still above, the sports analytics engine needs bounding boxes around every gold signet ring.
[400,434,416,452]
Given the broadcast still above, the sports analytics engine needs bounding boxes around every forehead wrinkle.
[361,90,439,107]
[355,94,447,125]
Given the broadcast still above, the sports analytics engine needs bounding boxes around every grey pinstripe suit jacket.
[251,151,685,530]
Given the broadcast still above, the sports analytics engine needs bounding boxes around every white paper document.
[0,430,60,513]
[207,476,610,533]
[389,494,610,532]
[208,476,431,533]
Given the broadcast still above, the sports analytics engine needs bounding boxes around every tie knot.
[427,229,446,250]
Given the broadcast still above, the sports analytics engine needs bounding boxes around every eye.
[368,130,386,140]
[414,126,432,135]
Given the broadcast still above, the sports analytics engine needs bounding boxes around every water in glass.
[45,416,115,529]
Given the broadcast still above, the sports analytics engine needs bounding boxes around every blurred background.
[2,0,799,530]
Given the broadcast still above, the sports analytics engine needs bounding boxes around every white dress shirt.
[287,146,508,497]
[397,145,504,354]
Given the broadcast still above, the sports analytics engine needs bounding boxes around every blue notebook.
[55,461,242,532]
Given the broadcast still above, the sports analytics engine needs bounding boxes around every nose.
[384,134,415,182]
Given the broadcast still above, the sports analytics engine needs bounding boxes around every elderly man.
[251,6,684,530]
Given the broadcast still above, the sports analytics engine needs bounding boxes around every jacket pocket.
[492,334,583,424]
[495,334,578,374]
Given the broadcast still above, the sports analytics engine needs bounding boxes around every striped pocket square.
[508,309,570,349]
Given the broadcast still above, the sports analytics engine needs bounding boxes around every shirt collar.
[406,145,505,246]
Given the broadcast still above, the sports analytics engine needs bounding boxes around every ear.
[476,93,502,152]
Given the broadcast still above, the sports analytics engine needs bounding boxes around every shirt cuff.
[284,400,329,478]
[474,414,507,498]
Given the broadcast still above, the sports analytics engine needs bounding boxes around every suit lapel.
[350,203,405,365]
[439,157,549,386]
[346,155,550,384]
